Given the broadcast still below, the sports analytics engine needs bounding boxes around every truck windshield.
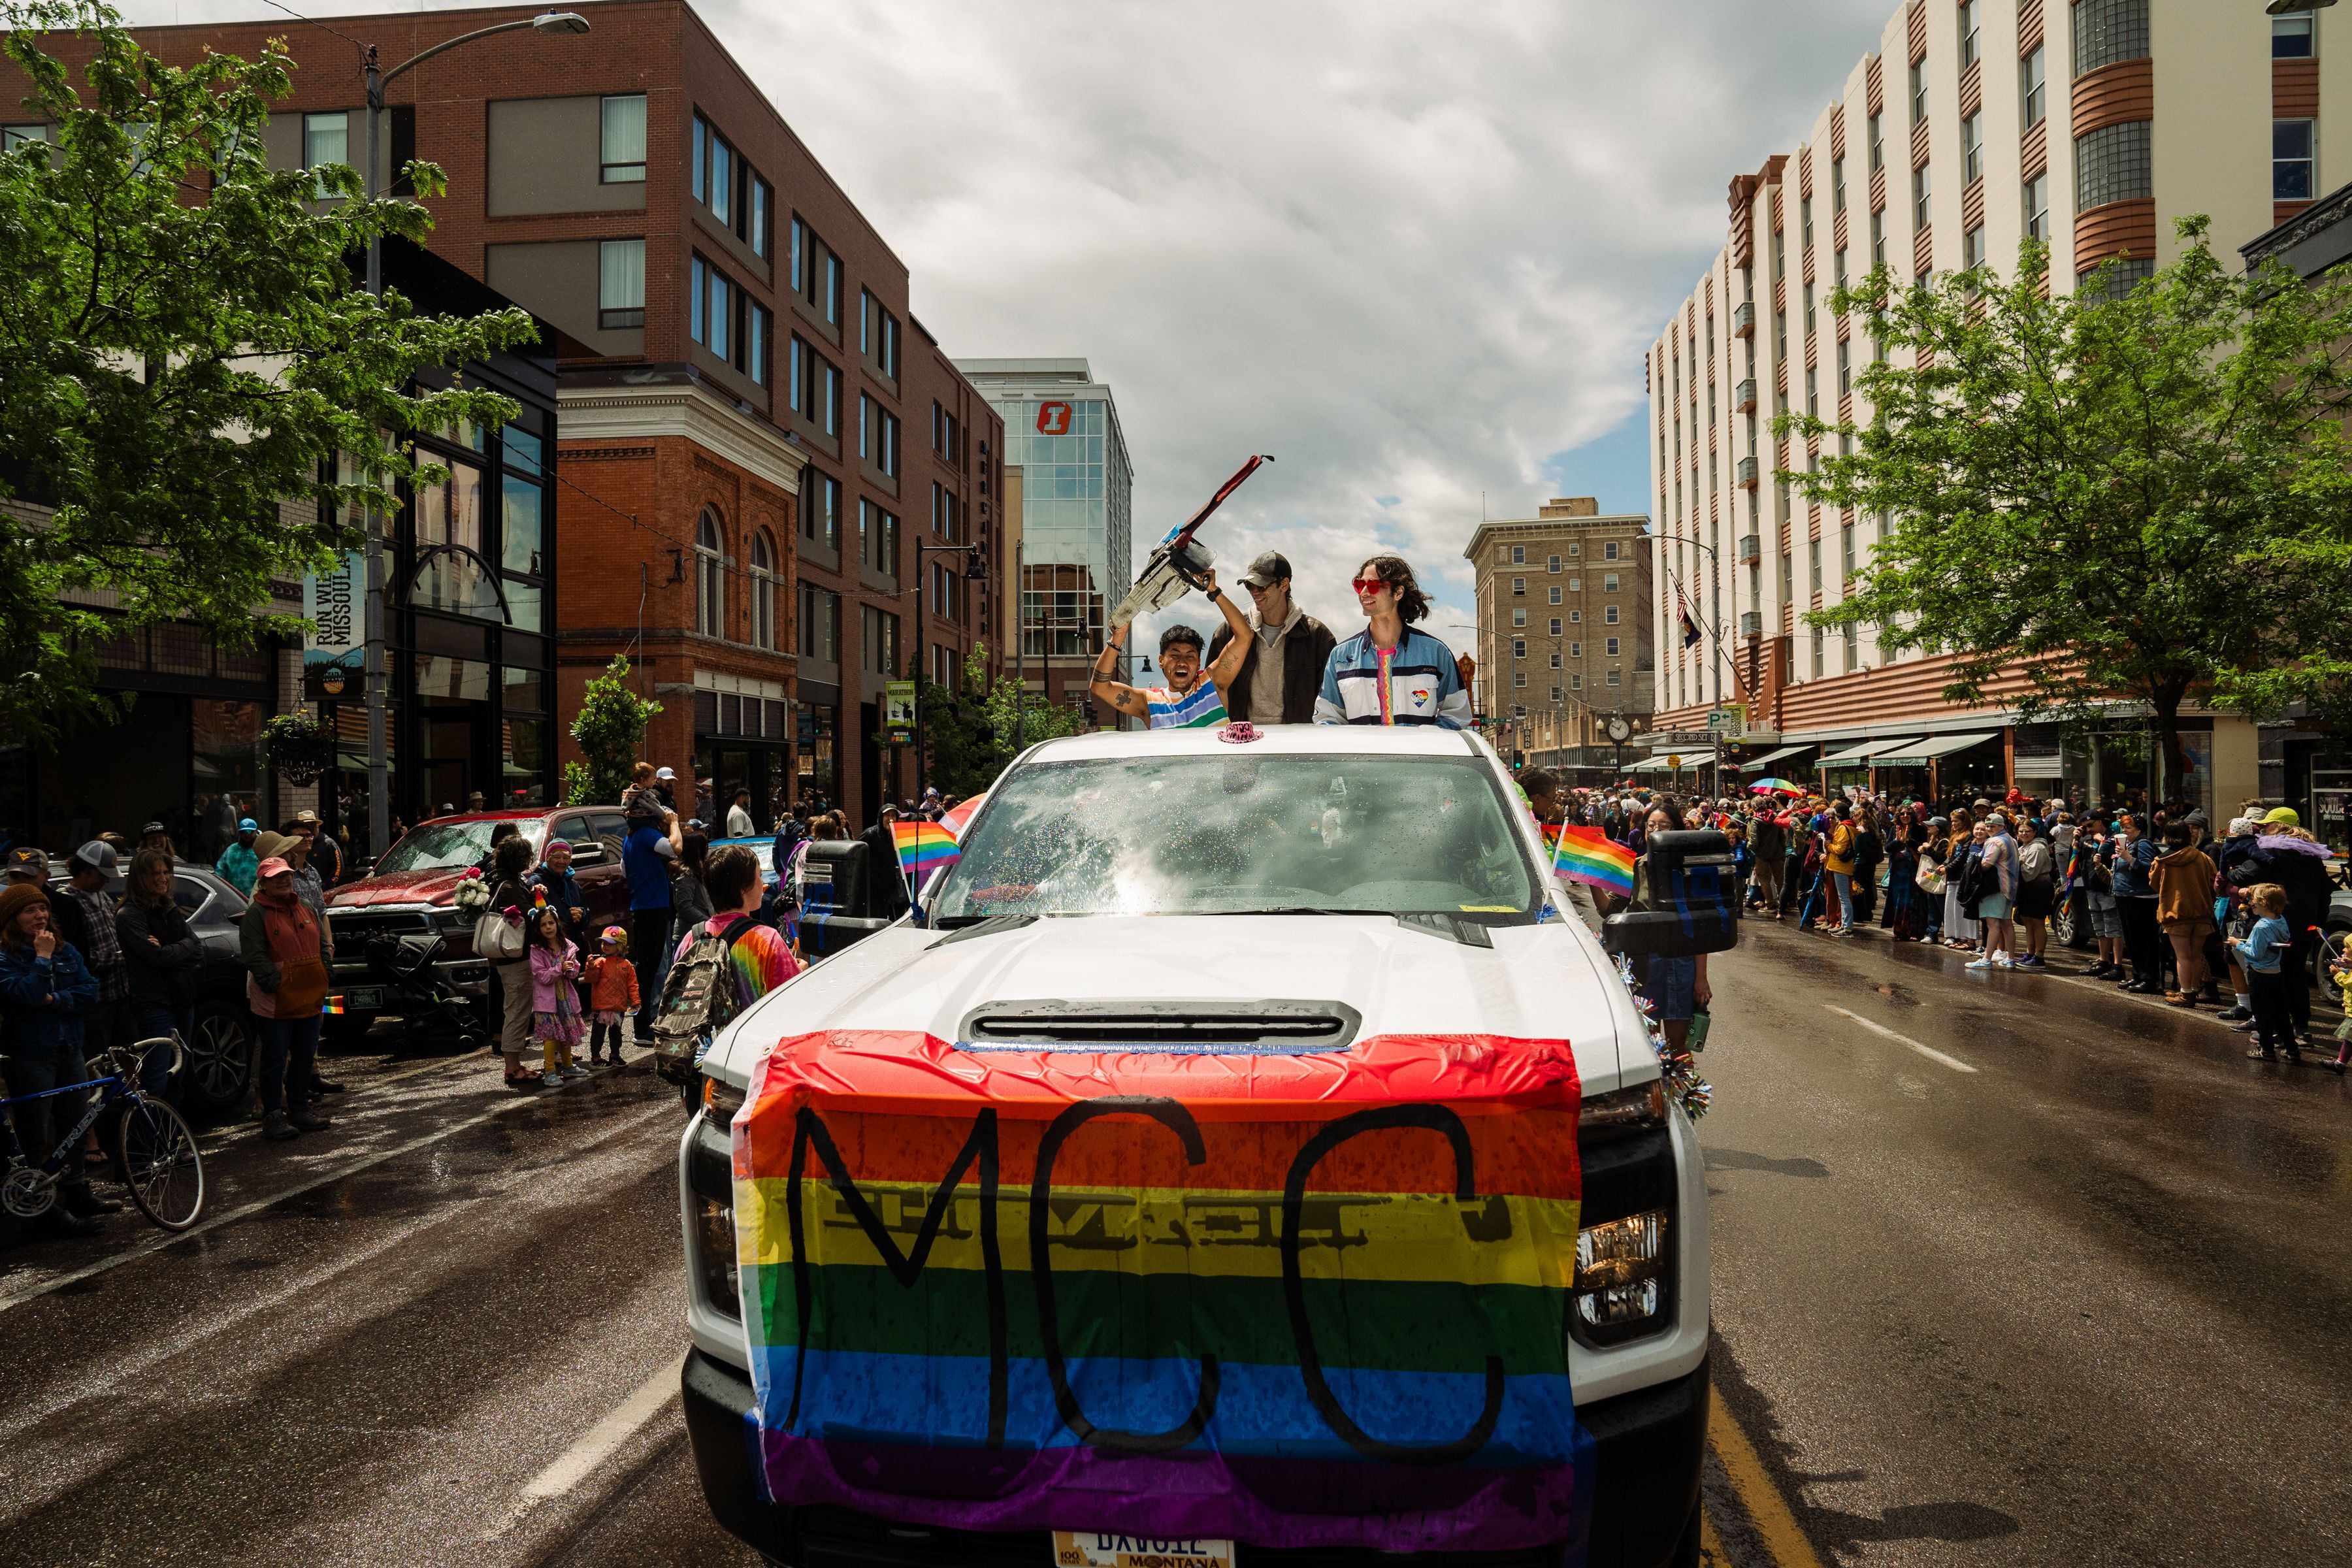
[927,754,1540,921]
[376,819,544,875]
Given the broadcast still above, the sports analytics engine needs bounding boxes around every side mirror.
[1601,829,1742,958]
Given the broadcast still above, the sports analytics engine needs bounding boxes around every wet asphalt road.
[1699,919,2352,1566]
[1,922,2344,1568]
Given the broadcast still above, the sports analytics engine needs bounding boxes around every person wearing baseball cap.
[49,841,136,1075]
[239,856,333,1140]
[5,846,48,885]
[137,820,175,857]
[0,879,112,1233]
[1206,550,1337,727]
[216,818,261,896]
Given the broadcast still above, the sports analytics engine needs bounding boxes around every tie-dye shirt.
[672,916,802,1009]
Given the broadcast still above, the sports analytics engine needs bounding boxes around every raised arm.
[1200,571,1256,693]
[1088,623,1152,721]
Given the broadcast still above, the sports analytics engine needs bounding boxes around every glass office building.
[953,360,1132,716]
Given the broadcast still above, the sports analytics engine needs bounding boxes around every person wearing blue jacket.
[2232,883,2298,1064]
[2107,813,2163,994]
[1313,555,1473,728]
[0,881,111,1235]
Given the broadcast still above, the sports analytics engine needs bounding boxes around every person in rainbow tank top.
[1088,566,1256,728]
[1314,554,1475,727]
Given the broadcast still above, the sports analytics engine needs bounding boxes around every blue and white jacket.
[1313,627,1473,728]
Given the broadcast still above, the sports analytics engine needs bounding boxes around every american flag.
[1677,591,1703,649]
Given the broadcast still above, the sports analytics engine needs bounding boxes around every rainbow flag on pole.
[891,819,961,892]
[728,1027,1591,1553]
[1544,823,1635,898]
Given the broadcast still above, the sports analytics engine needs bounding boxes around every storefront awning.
[1734,742,1814,770]
[1819,737,1922,768]
[1627,752,1716,773]
[1869,732,2001,768]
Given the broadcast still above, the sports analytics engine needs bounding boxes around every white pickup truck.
[678,725,1715,1568]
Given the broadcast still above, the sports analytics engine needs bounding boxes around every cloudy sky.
[135,0,1893,649]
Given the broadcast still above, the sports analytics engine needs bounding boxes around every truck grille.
[327,910,437,977]
[957,1000,1359,1055]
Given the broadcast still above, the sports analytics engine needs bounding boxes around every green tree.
[0,2,538,738]
[889,645,1083,798]
[563,656,659,806]
[1782,221,2352,800]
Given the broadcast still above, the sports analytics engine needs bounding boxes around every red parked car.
[322,807,632,1034]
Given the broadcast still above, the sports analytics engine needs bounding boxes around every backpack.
[649,915,757,1086]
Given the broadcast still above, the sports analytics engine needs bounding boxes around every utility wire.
[253,0,368,54]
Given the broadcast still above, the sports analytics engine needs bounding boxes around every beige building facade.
[1644,0,2311,810]
[1464,500,1654,772]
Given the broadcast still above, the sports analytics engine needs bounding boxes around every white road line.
[483,1355,685,1539]
[1825,1004,1979,1073]
[0,1092,672,1315]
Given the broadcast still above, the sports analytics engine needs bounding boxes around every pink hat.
[256,856,293,880]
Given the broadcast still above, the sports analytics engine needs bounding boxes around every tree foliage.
[563,656,658,807]
[1780,221,2352,798]
[895,644,1083,800]
[0,1,538,737]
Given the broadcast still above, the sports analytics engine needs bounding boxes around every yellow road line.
[1708,1379,1831,1568]
[1699,1509,1731,1564]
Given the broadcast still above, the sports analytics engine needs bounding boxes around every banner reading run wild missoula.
[729,1028,1592,1555]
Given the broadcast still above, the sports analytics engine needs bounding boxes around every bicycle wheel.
[112,1096,204,1231]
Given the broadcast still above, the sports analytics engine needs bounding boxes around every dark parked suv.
[322,808,630,1034]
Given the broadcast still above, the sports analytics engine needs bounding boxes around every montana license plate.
[1053,1533,1234,1568]
[344,987,385,1010]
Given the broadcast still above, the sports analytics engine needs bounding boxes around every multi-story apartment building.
[122,0,1003,832]
[1463,500,1655,773]
[956,360,1135,727]
[1644,0,2330,812]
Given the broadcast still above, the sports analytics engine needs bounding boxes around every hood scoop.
[956,998,1362,1056]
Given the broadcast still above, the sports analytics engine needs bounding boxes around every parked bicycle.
[2,1037,204,1232]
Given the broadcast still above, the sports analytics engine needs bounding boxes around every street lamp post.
[355,11,589,859]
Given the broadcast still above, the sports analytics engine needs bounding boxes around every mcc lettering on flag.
[728,1029,1591,1554]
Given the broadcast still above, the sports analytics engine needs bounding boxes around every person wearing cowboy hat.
[290,809,340,888]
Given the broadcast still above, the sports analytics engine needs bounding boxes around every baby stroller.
[366,931,489,1049]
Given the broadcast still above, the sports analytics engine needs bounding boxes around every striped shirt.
[1145,681,1228,729]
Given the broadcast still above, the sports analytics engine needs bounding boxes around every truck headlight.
[1575,1209,1669,1337]
[695,1195,741,1318]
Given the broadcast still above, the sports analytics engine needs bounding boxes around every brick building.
[123,0,1004,832]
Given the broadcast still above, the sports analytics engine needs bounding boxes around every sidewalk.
[1756,904,2348,1038]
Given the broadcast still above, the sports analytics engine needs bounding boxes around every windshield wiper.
[1201,907,1396,918]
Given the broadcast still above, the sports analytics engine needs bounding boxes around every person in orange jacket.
[583,927,641,1068]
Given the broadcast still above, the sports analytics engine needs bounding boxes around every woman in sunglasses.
[1313,555,1473,728]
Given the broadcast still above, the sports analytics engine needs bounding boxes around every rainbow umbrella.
[1748,777,1803,794]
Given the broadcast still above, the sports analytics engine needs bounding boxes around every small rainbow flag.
[323,996,347,1016]
[891,819,960,892]
[1548,823,1635,898]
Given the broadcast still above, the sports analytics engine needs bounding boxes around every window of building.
[1511,545,1526,564]
[789,218,805,294]
[302,110,347,199]
[2021,44,2047,127]
[798,581,840,662]
[600,95,646,182]
[1549,653,1561,669]
[596,238,644,329]
[1,124,46,152]
[745,303,770,387]
[1780,552,1793,602]
[1550,685,1563,702]
[1806,366,1819,417]
[1570,640,1582,658]
[1962,112,1982,184]
[2076,119,2151,210]
[2276,15,2315,59]
[1605,638,1620,657]
[858,499,900,578]
[749,174,770,258]
[1869,110,1884,174]
[1569,542,1582,557]
[695,511,727,638]
[861,603,900,678]
[1844,623,1859,664]
[1811,627,1825,676]
[1964,223,1987,270]
[2074,0,2149,77]
[1549,618,1563,636]
[1548,585,1563,604]
[1607,669,1622,688]
[748,529,777,649]
[1512,609,1527,628]
[1959,0,1979,67]
[1833,156,1846,214]
[823,253,842,325]
[1772,223,1785,281]
[2277,119,2317,201]
[1570,609,1582,624]
[1603,573,1620,593]
[1548,553,1563,572]
[1808,538,1821,588]
[800,469,840,553]
[819,358,840,435]
[1805,286,1817,338]
[1803,193,1814,253]
[2025,171,2050,239]
[1603,540,1619,561]
[1871,208,1886,269]
[1513,643,1526,662]
[691,114,736,227]
[1910,59,1927,125]
[1511,576,1525,595]
[1605,605,1620,625]
[1913,159,1931,228]
[1837,336,1852,394]
[1841,521,1856,579]
[879,408,900,477]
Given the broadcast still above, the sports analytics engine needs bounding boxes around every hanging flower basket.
[261,710,333,787]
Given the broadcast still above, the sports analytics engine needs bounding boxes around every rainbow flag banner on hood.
[728,1029,1592,1555]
